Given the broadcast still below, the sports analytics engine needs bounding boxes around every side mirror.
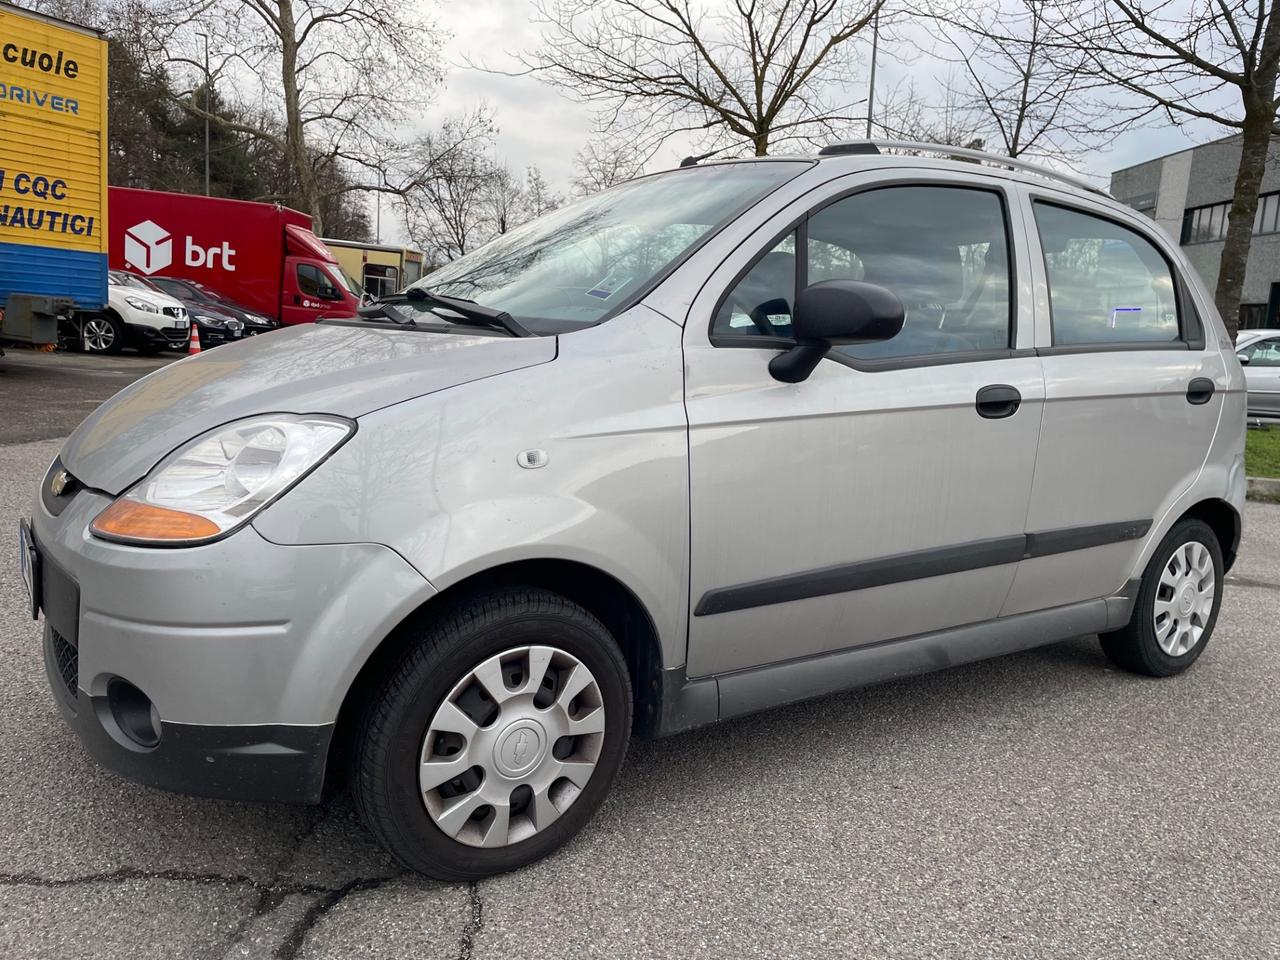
[769,280,905,383]
[1237,352,1251,365]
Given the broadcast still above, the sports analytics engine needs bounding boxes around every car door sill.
[656,581,1141,735]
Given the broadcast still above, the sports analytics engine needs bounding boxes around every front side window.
[1036,203,1179,346]
[1240,336,1280,366]
[298,264,339,299]
[713,185,1013,362]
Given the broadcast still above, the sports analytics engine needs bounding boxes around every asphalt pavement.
[0,349,178,444]
[0,403,1278,956]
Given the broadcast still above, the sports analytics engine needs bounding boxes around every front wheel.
[82,313,124,354]
[1099,518,1223,677]
[353,587,632,880]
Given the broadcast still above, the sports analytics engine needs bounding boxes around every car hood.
[60,322,557,495]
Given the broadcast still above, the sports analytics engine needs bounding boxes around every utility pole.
[865,9,880,139]
[200,32,210,195]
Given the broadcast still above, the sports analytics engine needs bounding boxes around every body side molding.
[695,520,1150,616]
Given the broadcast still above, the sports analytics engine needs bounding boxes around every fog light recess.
[107,678,162,748]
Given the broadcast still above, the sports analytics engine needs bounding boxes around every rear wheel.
[1099,518,1223,676]
[353,587,632,880]
[82,313,124,354]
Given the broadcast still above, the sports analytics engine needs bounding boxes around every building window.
[1255,193,1280,235]
[1181,203,1229,243]
[1182,191,1280,244]
[1239,303,1268,330]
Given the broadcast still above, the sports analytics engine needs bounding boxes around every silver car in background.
[20,142,1246,881]
[1235,328,1280,416]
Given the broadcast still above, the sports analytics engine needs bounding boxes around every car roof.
[1238,329,1280,341]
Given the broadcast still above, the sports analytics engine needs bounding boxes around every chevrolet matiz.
[20,142,1246,880]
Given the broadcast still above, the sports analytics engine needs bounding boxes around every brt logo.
[123,220,238,274]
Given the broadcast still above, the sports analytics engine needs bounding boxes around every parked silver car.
[21,143,1246,880]
[1235,328,1280,416]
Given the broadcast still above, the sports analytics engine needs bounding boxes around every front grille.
[162,306,185,318]
[161,327,188,343]
[51,629,78,698]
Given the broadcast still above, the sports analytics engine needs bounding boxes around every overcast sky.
[372,0,1224,244]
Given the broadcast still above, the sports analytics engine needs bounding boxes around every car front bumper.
[29,464,435,803]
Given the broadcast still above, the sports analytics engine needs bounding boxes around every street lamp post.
[865,9,880,139]
[199,32,210,196]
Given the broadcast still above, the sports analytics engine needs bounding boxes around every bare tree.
[486,166,526,235]
[401,141,497,263]
[1036,0,1280,336]
[571,140,648,195]
[524,165,563,216]
[523,0,888,156]
[932,0,1113,162]
[873,78,987,148]
[144,0,441,232]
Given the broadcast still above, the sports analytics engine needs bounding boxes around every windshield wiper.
[406,287,532,337]
[356,300,417,326]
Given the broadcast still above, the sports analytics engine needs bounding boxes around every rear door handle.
[1187,377,1215,405]
[976,384,1021,419]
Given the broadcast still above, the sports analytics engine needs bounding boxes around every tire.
[82,313,124,354]
[353,587,632,881]
[1099,518,1223,677]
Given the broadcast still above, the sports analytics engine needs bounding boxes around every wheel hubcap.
[419,645,605,849]
[1154,540,1215,657]
[84,318,114,351]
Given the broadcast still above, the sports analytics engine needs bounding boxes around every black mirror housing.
[769,280,905,383]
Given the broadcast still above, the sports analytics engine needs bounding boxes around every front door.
[683,175,1045,678]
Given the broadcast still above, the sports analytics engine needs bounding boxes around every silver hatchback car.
[22,143,1246,880]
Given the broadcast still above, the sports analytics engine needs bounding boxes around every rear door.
[1237,335,1280,415]
[684,171,1045,678]
[1000,189,1226,616]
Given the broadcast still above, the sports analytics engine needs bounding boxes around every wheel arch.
[1179,497,1241,572]
[325,557,668,795]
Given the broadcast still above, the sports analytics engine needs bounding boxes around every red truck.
[107,187,362,325]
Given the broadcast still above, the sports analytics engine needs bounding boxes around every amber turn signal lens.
[90,499,221,543]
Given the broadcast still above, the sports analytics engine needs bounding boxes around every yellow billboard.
[0,1,108,306]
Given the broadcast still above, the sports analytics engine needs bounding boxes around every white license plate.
[18,519,39,620]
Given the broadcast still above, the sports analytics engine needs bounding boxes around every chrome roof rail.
[819,140,1110,197]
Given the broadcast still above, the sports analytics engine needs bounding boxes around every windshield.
[406,161,808,333]
[332,266,362,297]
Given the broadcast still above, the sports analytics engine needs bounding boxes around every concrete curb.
[1246,476,1280,503]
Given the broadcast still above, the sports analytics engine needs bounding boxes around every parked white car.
[1235,328,1280,417]
[82,271,190,355]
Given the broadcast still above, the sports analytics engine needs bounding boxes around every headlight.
[124,296,159,313]
[90,415,354,546]
[194,313,226,327]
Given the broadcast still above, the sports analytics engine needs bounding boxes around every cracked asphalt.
[1,354,1278,958]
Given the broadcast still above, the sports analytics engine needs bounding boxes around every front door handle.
[1187,377,1215,405]
[976,384,1021,419]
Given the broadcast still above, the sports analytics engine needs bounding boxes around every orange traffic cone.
[188,322,202,355]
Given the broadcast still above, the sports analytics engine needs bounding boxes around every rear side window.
[1035,203,1180,346]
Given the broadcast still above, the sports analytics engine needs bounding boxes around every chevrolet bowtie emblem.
[50,469,70,497]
